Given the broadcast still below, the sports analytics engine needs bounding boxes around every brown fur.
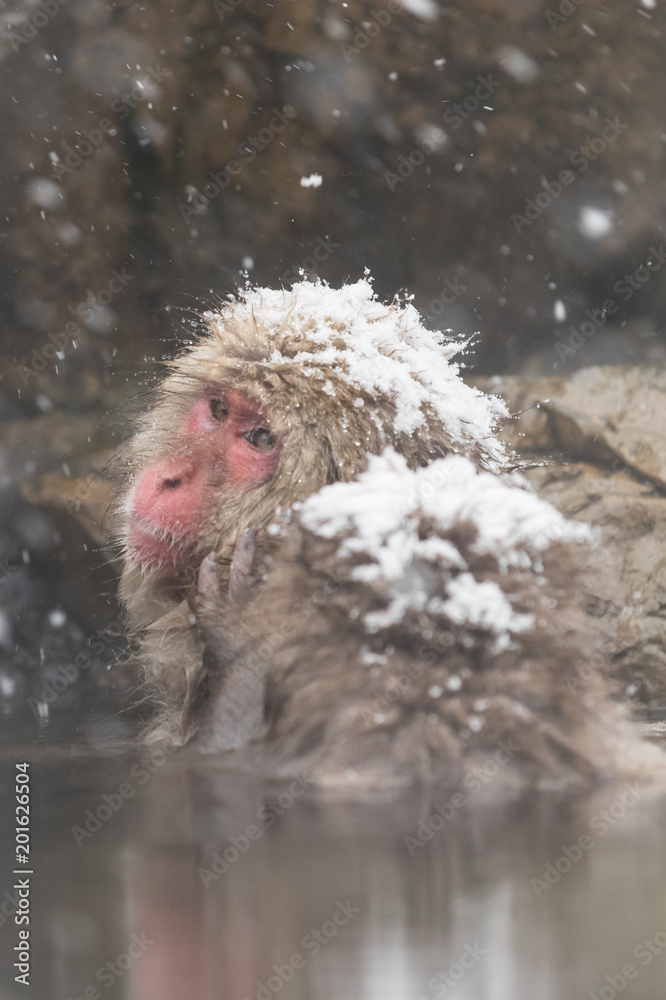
[193,502,662,792]
[114,284,664,790]
[115,283,508,741]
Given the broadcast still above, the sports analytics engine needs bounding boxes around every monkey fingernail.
[197,552,221,604]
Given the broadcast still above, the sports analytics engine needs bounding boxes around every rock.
[0,410,121,667]
[473,366,666,705]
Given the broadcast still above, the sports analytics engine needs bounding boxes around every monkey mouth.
[126,520,196,571]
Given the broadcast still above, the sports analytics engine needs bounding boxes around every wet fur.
[192,512,662,791]
[115,289,662,790]
[116,294,506,742]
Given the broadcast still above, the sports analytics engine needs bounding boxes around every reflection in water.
[1,709,666,1000]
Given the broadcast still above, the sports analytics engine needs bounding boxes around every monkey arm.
[181,532,265,748]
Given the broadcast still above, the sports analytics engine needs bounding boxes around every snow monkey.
[116,279,660,789]
[193,451,661,791]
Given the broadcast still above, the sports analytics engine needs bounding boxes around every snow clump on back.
[300,450,591,645]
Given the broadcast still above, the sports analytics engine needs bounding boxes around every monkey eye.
[246,428,276,451]
[210,398,229,422]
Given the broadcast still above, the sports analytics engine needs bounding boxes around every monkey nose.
[154,458,196,493]
[129,458,198,525]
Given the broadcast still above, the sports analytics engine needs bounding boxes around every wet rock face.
[2,0,666,412]
[0,406,128,719]
[476,366,666,705]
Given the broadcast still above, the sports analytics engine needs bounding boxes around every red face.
[126,389,281,571]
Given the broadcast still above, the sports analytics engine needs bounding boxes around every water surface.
[2,706,666,1000]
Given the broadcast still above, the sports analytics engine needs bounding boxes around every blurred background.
[3,6,666,999]
[2,0,666,411]
[3,0,666,697]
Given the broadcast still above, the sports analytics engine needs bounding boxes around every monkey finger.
[198,551,221,607]
[229,528,257,602]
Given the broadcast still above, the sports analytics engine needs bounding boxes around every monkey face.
[124,388,281,571]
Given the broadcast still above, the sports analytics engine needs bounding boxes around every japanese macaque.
[116,279,660,788]
[193,451,661,790]
[118,279,507,742]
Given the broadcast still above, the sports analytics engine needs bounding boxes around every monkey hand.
[228,527,257,602]
[179,531,259,743]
